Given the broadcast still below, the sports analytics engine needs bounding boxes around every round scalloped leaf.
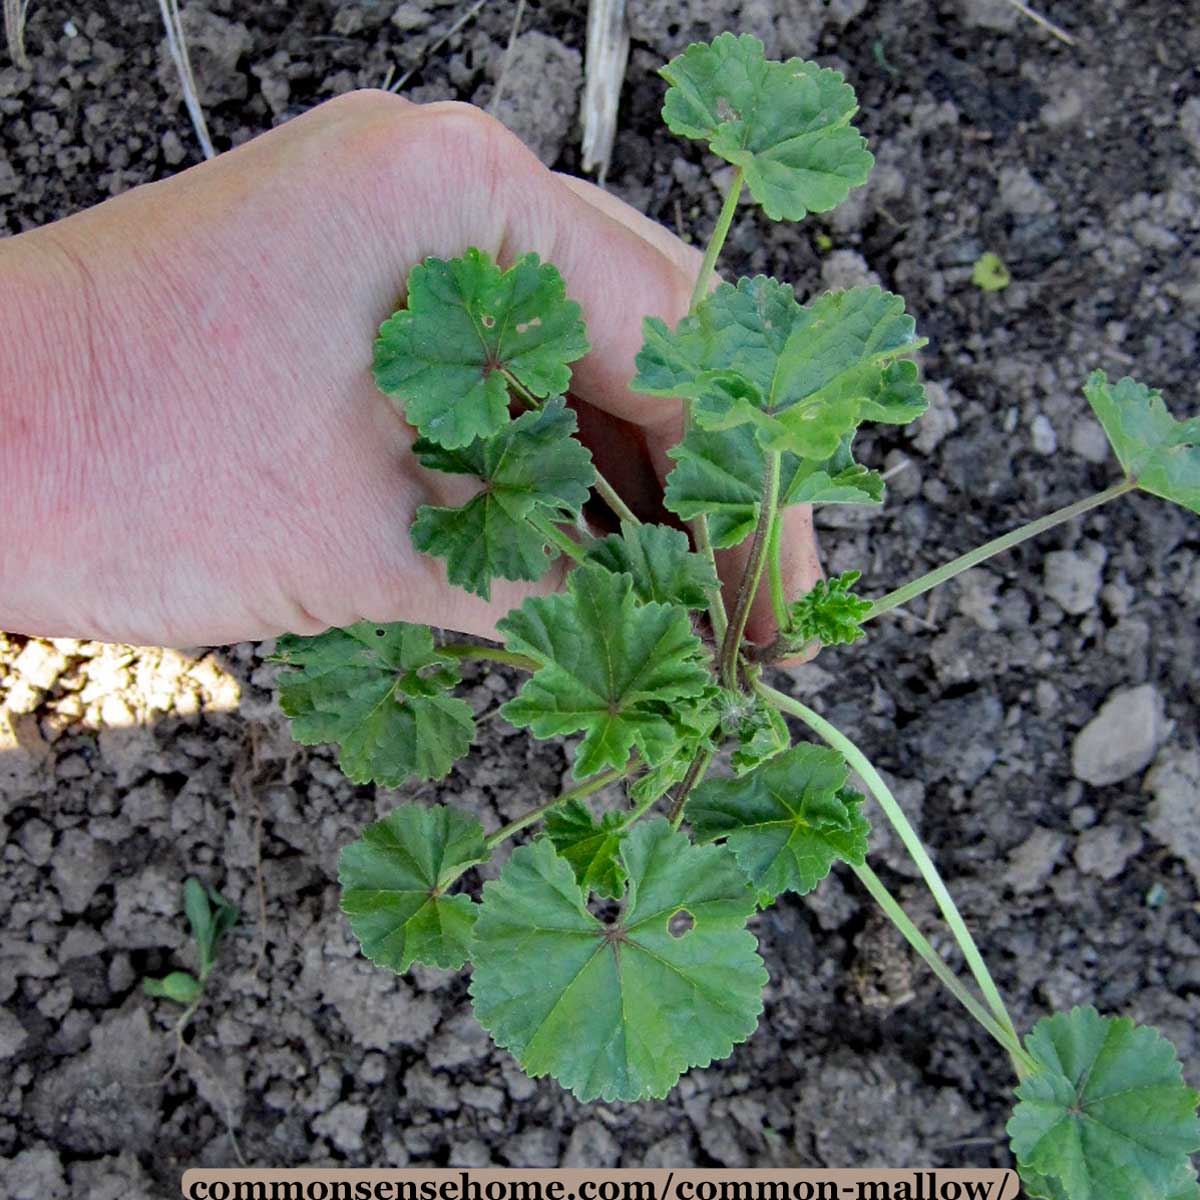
[687,743,870,905]
[339,805,488,973]
[274,622,474,785]
[373,249,589,448]
[1084,371,1200,514]
[660,33,874,221]
[1008,1006,1200,1200]
[470,818,766,1102]
[583,521,719,610]
[411,399,596,600]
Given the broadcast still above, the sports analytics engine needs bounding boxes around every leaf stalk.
[485,766,628,849]
[437,642,538,671]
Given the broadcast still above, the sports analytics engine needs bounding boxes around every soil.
[2,0,1199,1194]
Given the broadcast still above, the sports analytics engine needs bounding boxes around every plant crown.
[273,33,1200,1197]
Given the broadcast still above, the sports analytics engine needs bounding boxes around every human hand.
[0,92,821,648]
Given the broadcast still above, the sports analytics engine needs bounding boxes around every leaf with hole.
[1085,371,1200,515]
[275,622,474,785]
[660,32,874,221]
[687,743,870,904]
[498,564,711,778]
[339,805,488,973]
[411,399,596,599]
[1008,1006,1200,1200]
[373,248,589,448]
[470,818,766,1101]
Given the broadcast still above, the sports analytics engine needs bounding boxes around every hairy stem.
[720,450,780,689]
[437,643,537,671]
[688,168,744,311]
[692,517,728,646]
[766,511,789,632]
[667,746,714,828]
[853,862,1034,1076]
[864,478,1136,623]
[529,512,588,563]
[756,681,1021,1046]
[485,767,627,849]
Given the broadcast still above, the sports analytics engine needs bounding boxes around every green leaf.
[972,251,1011,292]
[665,424,882,549]
[143,971,203,1005]
[583,521,718,609]
[373,249,590,448]
[660,33,874,221]
[785,570,872,648]
[183,878,213,959]
[498,564,711,778]
[411,399,596,599]
[687,743,870,904]
[275,622,474,785]
[339,805,488,973]
[470,818,766,1102]
[1008,1006,1200,1200]
[1085,371,1200,514]
[636,278,925,460]
[724,694,790,775]
[543,799,629,900]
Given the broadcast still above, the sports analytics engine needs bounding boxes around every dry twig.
[158,0,216,160]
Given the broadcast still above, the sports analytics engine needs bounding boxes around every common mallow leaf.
[1008,1006,1200,1200]
[724,694,790,775]
[785,570,872,648]
[470,818,766,1102]
[339,805,488,973]
[636,278,926,460]
[275,623,474,785]
[584,521,719,610]
[688,743,870,904]
[543,798,628,900]
[498,565,711,778]
[660,32,873,221]
[665,423,882,548]
[411,399,596,600]
[374,249,589,448]
[1085,371,1200,514]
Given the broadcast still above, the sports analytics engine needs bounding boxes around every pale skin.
[0,91,821,650]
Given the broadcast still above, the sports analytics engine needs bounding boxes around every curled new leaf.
[584,521,719,610]
[636,277,926,460]
[339,805,488,973]
[687,743,870,905]
[411,399,596,599]
[470,818,766,1102]
[275,623,474,785]
[1008,1006,1200,1200]
[498,564,712,779]
[661,33,874,221]
[374,249,589,448]
[785,570,872,648]
[1085,371,1200,514]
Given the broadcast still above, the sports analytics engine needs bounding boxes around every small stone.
[0,1146,67,1199]
[312,1102,369,1154]
[820,249,880,292]
[1072,684,1166,786]
[52,829,113,914]
[1005,827,1066,894]
[484,33,581,165]
[910,381,959,455]
[1030,414,1057,455]
[161,130,186,165]
[998,166,1056,216]
[1179,97,1200,161]
[0,1005,29,1059]
[563,1120,620,1167]
[1069,415,1111,463]
[1074,823,1144,881]
[958,0,1019,31]
[1043,549,1102,615]
[13,639,68,690]
[402,1065,458,1112]
[1145,750,1200,888]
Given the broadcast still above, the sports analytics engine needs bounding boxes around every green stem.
[755,681,1020,1046]
[688,168,744,312]
[667,746,714,828]
[529,512,587,563]
[437,643,537,671]
[485,767,627,849]
[619,783,668,832]
[767,511,789,632]
[720,450,780,689]
[864,478,1136,623]
[692,516,728,646]
[853,862,1034,1076]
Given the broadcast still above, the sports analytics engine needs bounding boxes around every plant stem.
[755,681,1021,1046]
[693,517,728,646]
[767,512,789,632]
[667,746,714,828]
[437,642,537,671]
[619,783,668,832]
[720,450,780,689]
[853,862,1034,1076]
[529,512,588,563]
[485,767,627,849]
[864,478,1136,623]
[688,168,744,311]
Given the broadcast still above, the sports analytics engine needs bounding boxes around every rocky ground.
[2,0,1199,1195]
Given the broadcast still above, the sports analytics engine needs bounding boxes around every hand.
[0,92,821,648]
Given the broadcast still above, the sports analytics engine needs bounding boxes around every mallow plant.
[272,34,1200,1197]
